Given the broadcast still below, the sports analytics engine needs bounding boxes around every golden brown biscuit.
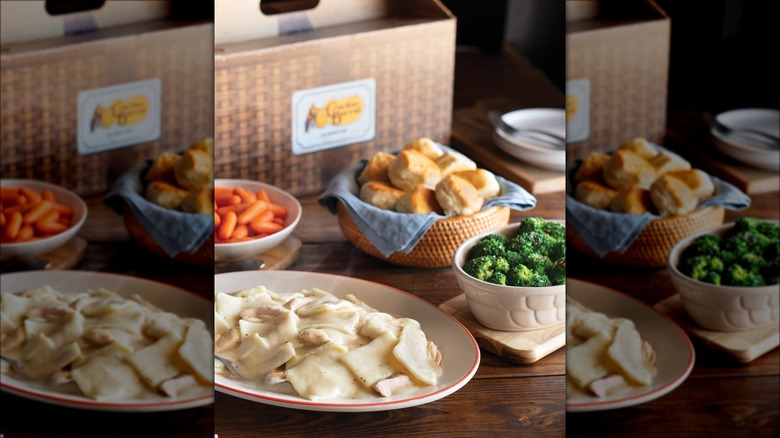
[453,169,501,200]
[396,186,444,215]
[602,149,656,191]
[357,151,395,186]
[573,152,611,184]
[574,181,619,210]
[435,174,484,217]
[435,150,477,178]
[649,150,691,177]
[174,149,213,191]
[144,152,181,184]
[359,181,405,211]
[388,149,442,191]
[667,169,715,199]
[145,181,190,210]
[611,186,654,214]
[650,174,698,217]
[181,185,214,214]
[188,137,214,156]
[403,137,444,160]
[617,137,658,160]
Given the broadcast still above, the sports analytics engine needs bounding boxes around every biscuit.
[359,181,405,211]
[388,149,442,191]
[574,181,619,210]
[357,151,395,186]
[649,150,691,177]
[650,174,698,217]
[573,152,610,184]
[145,181,190,210]
[174,149,213,191]
[453,169,500,200]
[611,186,654,214]
[144,152,181,184]
[617,137,658,160]
[403,137,444,160]
[667,169,715,199]
[602,149,656,191]
[396,186,444,215]
[435,150,477,178]
[435,174,484,217]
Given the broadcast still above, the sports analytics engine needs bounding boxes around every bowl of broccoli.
[668,217,779,331]
[452,217,566,332]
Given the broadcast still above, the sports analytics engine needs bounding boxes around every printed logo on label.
[78,79,161,155]
[292,79,376,155]
[566,78,590,144]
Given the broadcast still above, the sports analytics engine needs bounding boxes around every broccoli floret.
[762,259,780,285]
[704,271,722,285]
[541,221,566,242]
[724,231,772,258]
[733,216,763,234]
[550,240,566,261]
[531,273,552,287]
[548,258,566,285]
[516,217,546,235]
[487,271,507,285]
[736,252,767,273]
[463,256,497,281]
[682,234,722,259]
[756,221,780,240]
[504,250,523,267]
[764,240,780,261]
[508,231,556,256]
[506,264,535,287]
[719,250,737,265]
[723,264,766,286]
[467,234,507,259]
[680,255,724,282]
[522,252,553,272]
[493,256,510,273]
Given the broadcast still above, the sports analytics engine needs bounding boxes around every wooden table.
[565,112,780,438]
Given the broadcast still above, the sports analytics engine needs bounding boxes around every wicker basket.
[123,201,214,267]
[337,202,511,268]
[567,206,725,267]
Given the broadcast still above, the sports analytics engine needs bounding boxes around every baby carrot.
[218,211,237,240]
[19,187,42,204]
[214,211,221,227]
[17,225,34,241]
[42,190,56,202]
[23,200,54,224]
[237,200,268,225]
[269,203,287,219]
[251,221,284,234]
[233,187,257,203]
[256,189,271,203]
[35,221,68,234]
[4,211,22,240]
[232,224,249,240]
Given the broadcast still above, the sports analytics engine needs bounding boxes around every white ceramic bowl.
[708,108,779,172]
[0,179,88,260]
[452,220,566,331]
[668,220,780,331]
[214,179,302,262]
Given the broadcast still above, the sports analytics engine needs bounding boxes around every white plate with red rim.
[566,279,695,412]
[709,108,779,171]
[0,271,214,412]
[214,270,481,412]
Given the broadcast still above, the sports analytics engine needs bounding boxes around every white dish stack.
[491,108,566,172]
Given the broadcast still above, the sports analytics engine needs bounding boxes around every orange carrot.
[237,200,268,225]
[4,211,22,240]
[17,225,34,241]
[19,187,42,204]
[35,221,68,234]
[218,211,237,240]
[23,200,54,224]
[269,203,287,219]
[42,190,56,202]
[233,187,257,204]
[214,211,221,227]
[250,221,283,234]
[232,224,249,240]
[256,189,271,203]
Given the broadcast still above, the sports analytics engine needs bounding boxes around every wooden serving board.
[260,236,302,270]
[450,100,566,195]
[440,294,565,364]
[47,236,87,270]
[654,294,779,363]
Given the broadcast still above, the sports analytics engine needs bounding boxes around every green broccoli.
[531,273,552,287]
[506,264,535,287]
[493,256,510,273]
[467,234,507,259]
[704,271,722,285]
[487,271,507,285]
[522,252,553,273]
[680,255,725,282]
[761,259,779,285]
[550,240,566,261]
[733,216,763,234]
[504,250,523,267]
[541,221,566,242]
[736,252,767,273]
[507,231,556,256]
[682,234,722,259]
[463,256,497,281]
[756,221,780,240]
[723,264,766,286]
[724,231,772,258]
[516,217,547,235]
[548,258,566,286]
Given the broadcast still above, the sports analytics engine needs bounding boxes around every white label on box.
[77,78,161,155]
[566,78,590,143]
[291,79,376,155]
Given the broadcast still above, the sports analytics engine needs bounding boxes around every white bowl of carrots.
[0,179,88,260]
[213,179,302,262]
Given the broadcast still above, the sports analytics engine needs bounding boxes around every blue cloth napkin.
[318,152,537,257]
[566,163,751,257]
[104,161,213,257]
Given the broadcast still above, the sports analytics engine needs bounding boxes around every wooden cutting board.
[450,99,566,195]
[654,294,779,363]
[439,294,565,364]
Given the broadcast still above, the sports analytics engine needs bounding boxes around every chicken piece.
[26,305,72,321]
[83,328,115,346]
[214,327,241,353]
[374,374,413,397]
[284,298,304,312]
[159,374,198,397]
[1,327,26,351]
[240,305,285,321]
[298,329,330,346]
[428,341,442,366]
[50,369,73,385]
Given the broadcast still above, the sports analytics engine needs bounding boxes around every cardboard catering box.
[214,0,457,196]
[565,0,670,164]
[0,2,213,197]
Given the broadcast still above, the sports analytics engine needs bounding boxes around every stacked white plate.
[708,108,779,172]
[491,108,566,172]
